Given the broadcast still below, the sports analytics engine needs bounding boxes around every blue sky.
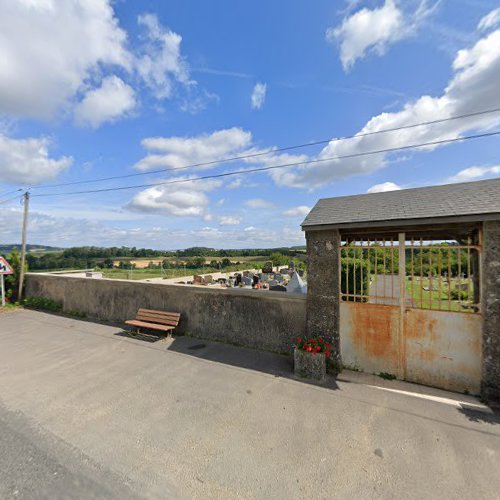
[0,0,499,249]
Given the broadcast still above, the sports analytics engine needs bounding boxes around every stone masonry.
[481,220,500,402]
[305,229,341,371]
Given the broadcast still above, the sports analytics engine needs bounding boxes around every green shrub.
[340,258,369,301]
[23,296,62,312]
[450,289,469,301]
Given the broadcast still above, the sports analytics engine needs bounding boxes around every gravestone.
[286,272,307,294]
[262,261,273,273]
[242,276,253,286]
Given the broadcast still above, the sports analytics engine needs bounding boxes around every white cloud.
[0,207,305,249]
[327,0,436,70]
[127,178,221,219]
[218,216,242,225]
[478,8,500,31]
[0,4,211,126]
[135,13,192,99]
[244,198,275,209]
[0,134,72,184]
[135,128,253,171]
[0,0,130,119]
[227,178,243,190]
[251,82,267,109]
[74,76,136,127]
[283,206,311,217]
[274,26,500,188]
[447,165,500,183]
[367,181,403,193]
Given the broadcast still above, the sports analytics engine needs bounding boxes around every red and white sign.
[0,256,14,275]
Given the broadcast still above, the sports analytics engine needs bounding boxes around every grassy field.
[366,274,475,312]
[405,276,476,312]
[110,255,273,269]
[101,262,268,281]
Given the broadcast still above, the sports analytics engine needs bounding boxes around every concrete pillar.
[305,229,341,372]
[481,220,500,402]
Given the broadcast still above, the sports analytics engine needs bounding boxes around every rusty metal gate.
[339,229,482,393]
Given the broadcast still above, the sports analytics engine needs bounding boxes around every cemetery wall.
[25,273,307,354]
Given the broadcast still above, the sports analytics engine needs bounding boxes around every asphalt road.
[0,402,140,500]
[1,309,499,499]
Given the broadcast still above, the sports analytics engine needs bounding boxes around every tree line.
[23,247,306,271]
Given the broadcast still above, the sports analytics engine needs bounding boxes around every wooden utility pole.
[18,191,30,300]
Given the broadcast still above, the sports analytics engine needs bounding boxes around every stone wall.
[481,220,500,401]
[25,273,306,354]
[305,229,341,369]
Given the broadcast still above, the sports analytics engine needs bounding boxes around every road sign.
[0,256,14,275]
[0,256,13,307]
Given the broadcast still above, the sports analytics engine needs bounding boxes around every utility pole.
[18,191,30,300]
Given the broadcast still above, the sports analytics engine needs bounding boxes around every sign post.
[0,256,14,307]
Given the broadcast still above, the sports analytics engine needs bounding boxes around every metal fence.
[340,234,480,313]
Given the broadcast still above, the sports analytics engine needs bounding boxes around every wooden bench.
[125,308,180,336]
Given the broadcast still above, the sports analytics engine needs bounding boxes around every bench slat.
[136,314,179,323]
[135,314,179,326]
[138,308,180,318]
[125,320,174,332]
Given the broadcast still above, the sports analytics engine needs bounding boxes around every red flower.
[307,346,312,352]
[325,351,331,357]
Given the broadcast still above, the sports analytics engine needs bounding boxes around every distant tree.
[270,252,287,266]
[4,249,26,302]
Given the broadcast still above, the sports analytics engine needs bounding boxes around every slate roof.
[302,178,500,229]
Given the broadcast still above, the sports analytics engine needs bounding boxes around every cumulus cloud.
[327,0,436,70]
[273,25,500,188]
[0,3,209,126]
[127,178,221,219]
[367,181,403,193]
[134,128,253,171]
[218,216,242,225]
[135,13,192,99]
[244,198,275,209]
[251,82,267,109]
[0,0,130,119]
[0,134,72,184]
[74,76,136,127]
[478,8,500,31]
[0,207,304,248]
[447,165,500,183]
[283,206,311,217]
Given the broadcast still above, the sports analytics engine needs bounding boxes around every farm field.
[101,262,268,281]
[111,255,271,269]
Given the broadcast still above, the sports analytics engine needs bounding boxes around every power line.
[0,188,23,198]
[35,106,500,189]
[0,194,23,205]
[31,130,500,198]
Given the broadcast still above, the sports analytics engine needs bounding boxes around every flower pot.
[294,348,326,382]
